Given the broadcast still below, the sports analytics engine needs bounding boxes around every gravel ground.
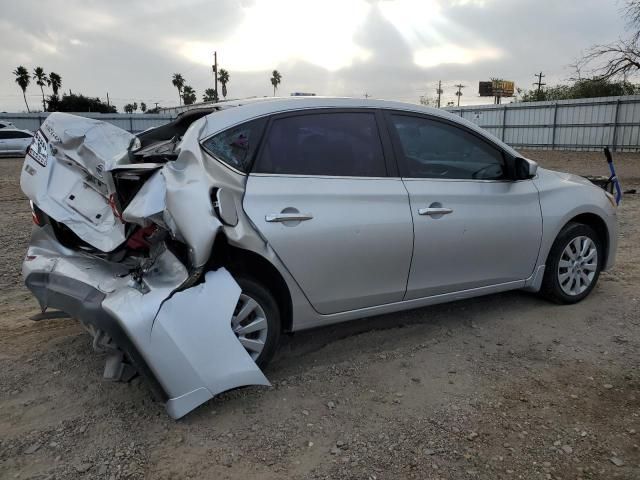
[0,150,639,480]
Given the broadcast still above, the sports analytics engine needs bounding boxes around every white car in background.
[0,128,33,157]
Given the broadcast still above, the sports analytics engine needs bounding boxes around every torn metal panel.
[100,267,270,420]
[24,226,269,419]
[122,170,167,226]
[161,119,223,267]
[152,270,270,418]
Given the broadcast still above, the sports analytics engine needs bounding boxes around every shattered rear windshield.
[201,118,266,172]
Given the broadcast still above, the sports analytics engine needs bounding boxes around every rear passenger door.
[243,110,414,314]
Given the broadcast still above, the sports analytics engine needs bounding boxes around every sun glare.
[178,0,372,72]
[379,0,502,68]
[176,0,501,72]
[414,44,501,67]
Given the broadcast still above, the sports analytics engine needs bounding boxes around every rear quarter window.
[201,118,266,172]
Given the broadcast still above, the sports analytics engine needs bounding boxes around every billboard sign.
[479,80,515,97]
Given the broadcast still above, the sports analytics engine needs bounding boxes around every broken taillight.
[108,193,125,224]
[127,224,158,250]
[29,201,42,226]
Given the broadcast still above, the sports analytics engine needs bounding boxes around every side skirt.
[295,278,532,332]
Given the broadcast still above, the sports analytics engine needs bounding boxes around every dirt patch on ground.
[1,151,639,479]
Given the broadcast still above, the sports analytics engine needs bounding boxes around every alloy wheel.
[557,235,598,296]
[231,293,269,360]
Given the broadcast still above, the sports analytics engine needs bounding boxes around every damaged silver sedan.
[20,97,618,419]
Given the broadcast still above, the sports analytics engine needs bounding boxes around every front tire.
[232,275,281,367]
[540,222,602,304]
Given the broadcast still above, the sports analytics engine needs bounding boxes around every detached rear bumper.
[23,226,269,419]
[25,270,169,400]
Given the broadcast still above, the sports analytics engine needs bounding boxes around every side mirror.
[514,157,538,180]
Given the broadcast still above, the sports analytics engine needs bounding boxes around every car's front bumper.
[23,226,269,419]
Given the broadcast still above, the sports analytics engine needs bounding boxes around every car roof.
[198,97,520,157]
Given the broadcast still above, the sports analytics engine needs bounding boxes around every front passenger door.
[386,113,542,299]
[243,110,414,314]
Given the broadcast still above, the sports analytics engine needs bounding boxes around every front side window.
[254,112,386,177]
[201,118,266,172]
[390,115,505,180]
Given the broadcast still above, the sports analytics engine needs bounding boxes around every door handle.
[418,207,453,216]
[265,212,314,222]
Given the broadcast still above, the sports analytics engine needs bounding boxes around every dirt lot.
[1,150,639,480]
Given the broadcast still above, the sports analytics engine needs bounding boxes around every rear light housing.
[29,201,43,226]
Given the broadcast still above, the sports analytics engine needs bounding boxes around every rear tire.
[232,275,281,368]
[540,222,602,304]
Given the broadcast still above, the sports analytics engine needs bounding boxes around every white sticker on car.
[28,130,49,167]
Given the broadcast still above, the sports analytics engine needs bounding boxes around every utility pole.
[106,92,110,108]
[212,51,218,100]
[436,80,443,108]
[454,84,466,107]
[534,71,546,94]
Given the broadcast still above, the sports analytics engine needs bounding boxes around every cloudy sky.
[0,0,629,112]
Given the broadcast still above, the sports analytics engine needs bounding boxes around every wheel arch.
[206,233,294,333]
[563,212,609,264]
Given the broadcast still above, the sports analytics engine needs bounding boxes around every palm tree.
[270,70,282,96]
[124,103,134,113]
[33,67,49,111]
[13,66,31,112]
[140,102,147,113]
[132,102,138,112]
[218,69,230,98]
[49,72,62,97]
[182,85,196,105]
[172,73,185,105]
[203,88,218,102]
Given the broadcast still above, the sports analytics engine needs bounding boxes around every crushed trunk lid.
[21,113,159,252]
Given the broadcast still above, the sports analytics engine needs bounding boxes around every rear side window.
[254,112,386,177]
[201,118,266,172]
[390,115,505,180]
[0,130,32,139]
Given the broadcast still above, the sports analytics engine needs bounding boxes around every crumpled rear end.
[21,112,271,419]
